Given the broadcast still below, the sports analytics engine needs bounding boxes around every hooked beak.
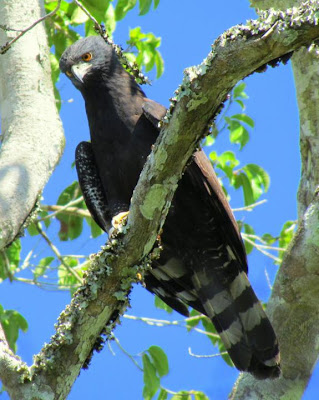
[71,62,93,83]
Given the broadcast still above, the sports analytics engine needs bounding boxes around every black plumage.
[60,36,280,379]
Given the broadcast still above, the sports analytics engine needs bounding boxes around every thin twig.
[73,0,103,35]
[12,276,78,291]
[242,235,281,262]
[41,204,90,220]
[188,347,228,358]
[123,314,220,339]
[242,233,286,251]
[40,196,85,220]
[232,199,267,212]
[264,268,273,291]
[35,224,82,283]
[111,334,143,371]
[0,0,62,54]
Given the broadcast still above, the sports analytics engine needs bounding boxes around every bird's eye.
[82,52,92,62]
[66,71,72,78]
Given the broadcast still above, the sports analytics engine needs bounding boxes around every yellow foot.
[111,211,129,229]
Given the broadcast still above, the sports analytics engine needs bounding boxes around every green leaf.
[0,240,21,280]
[115,0,137,21]
[34,256,55,279]
[27,221,40,236]
[142,353,160,399]
[243,223,255,254]
[244,164,270,192]
[233,82,248,99]
[154,0,160,9]
[217,151,239,169]
[85,20,97,37]
[262,233,277,245]
[0,307,28,352]
[232,113,255,128]
[217,341,234,367]
[194,392,209,400]
[157,389,167,400]
[235,99,245,109]
[201,316,219,345]
[127,27,163,78]
[148,346,169,377]
[139,0,152,15]
[81,0,111,22]
[105,3,116,35]
[39,210,51,228]
[241,164,270,202]
[154,296,173,314]
[50,53,60,83]
[278,220,296,262]
[70,6,88,24]
[204,135,215,147]
[86,218,104,238]
[233,172,255,206]
[186,309,202,331]
[154,51,164,78]
[171,392,191,400]
[56,181,85,241]
[229,122,249,150]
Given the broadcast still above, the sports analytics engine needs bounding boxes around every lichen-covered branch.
[2,2,319,399]
[0,0,65,250]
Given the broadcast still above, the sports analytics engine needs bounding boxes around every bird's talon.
[111,211,129,229]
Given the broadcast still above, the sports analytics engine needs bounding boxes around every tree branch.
[2,2,319,398]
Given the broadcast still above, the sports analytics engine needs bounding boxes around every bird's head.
[59,36,115,90]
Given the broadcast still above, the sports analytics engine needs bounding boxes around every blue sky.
[1,0,318,398]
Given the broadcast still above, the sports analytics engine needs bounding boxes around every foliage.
[0,305,28,353]
[45,0,164,110]
[126,27,164,78]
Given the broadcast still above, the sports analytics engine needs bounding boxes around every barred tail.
[192,259,280,379]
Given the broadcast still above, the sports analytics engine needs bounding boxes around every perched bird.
[60,36,280,379]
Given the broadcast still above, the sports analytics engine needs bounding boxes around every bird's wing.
[75,141,112,233]
[142,99,279,378]
[142,99,167,127]
[192,149,248,272]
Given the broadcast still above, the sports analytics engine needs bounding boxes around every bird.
[59,35,280,379]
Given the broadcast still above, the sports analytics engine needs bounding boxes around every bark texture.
[0,0,64,250]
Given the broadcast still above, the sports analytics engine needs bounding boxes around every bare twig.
[0,0,62,54]
[241,234,281,262]
[40,196,85,220]
[41,204,90,219]
[35,223,82,283]
[123,314,220,339]
[110,334,143,371]
[188,347,228,359]
[232,199,267,212]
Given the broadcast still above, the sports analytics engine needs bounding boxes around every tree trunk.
[0,0,64,250]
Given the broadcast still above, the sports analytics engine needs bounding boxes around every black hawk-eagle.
[59,36,280,379]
